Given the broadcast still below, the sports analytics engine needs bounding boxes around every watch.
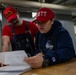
[42,58,49,67]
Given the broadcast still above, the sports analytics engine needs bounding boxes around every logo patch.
[37,11,47,17]
[4,10,14,18]
[45,40,54,49]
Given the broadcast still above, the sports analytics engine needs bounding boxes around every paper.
[0,50,28,65]
[0,51,31,72]
[0,73,8,75]
[0,65,31,72]
[0,72,24,75]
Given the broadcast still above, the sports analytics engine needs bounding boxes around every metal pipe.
[42,3,76,11]
[0,0,41,8]
[0,0,76,11]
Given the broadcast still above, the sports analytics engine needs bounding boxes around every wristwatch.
[42,58,49,67]
[42,57,56,67]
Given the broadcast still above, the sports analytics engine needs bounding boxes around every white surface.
[0,73,8,75]
[0,50,28,65]
[0,51,31,72]
[0,72,24,75]
[0,65,31,72]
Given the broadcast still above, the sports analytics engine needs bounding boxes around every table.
[21,58,76,75]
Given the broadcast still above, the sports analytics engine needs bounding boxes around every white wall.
[0,11,2,51]
[74,26,76,33]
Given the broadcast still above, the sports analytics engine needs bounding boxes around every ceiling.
[0,0,76,24]
[27,0,76,6]
[0,0,76,11]
[0,0,76,17]
[0,0,76,15]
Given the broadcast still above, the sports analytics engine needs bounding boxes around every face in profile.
[9,14,21,26]
[36,20,54,33]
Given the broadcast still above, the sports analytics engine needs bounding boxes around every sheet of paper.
[0,73,9,75]
[0,72,24,75]
[0,50,28,65]
[0,65,31,72]
[0,50,31,72]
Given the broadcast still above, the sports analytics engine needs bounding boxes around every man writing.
[24,7,75,68]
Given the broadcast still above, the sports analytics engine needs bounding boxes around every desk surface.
[21,58,76,75]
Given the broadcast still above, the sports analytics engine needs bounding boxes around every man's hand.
[0,62,3,67]
[24,53,44,68]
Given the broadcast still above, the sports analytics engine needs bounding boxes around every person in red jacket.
[2,6,38,56]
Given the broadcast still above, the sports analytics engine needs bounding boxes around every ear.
[17,12,20,16]
[51,18,54,24]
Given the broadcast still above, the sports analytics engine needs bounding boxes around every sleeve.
[43,30,75,66]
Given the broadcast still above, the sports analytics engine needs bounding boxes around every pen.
[38,52,44,57]
[27,53,31,57]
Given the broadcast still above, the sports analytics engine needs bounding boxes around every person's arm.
[24,30,75,68]
[34,30,75,67]
[0,62,3,67]
[2,35,10,52]
[42,30,75,65]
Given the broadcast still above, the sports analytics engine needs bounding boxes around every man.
[24,7,75,68]
[2,6,38,56]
